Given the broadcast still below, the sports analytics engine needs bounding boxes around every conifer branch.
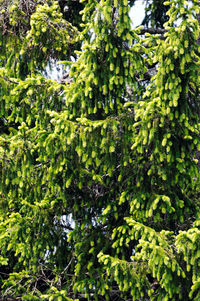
[1,76,18,84]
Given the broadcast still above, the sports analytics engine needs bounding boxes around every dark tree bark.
[197,13,200,45]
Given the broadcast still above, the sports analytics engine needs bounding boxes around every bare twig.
[139,27,167,35]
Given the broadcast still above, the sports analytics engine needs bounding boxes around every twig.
[1,76,19,85]
[139,27,167,35]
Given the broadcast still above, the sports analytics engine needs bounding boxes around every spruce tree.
[0,0,200,300]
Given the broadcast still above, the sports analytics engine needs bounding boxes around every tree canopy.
[0,0,200,300]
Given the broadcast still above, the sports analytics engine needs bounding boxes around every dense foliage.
[0,0,200,300]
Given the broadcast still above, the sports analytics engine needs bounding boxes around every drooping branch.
[1,76,18,84]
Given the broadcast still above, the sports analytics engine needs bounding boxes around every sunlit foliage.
[0,0,200,300]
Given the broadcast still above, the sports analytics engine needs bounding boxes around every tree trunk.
[197,13,200,45]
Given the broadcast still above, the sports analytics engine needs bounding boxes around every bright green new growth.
[0,0,200,300]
